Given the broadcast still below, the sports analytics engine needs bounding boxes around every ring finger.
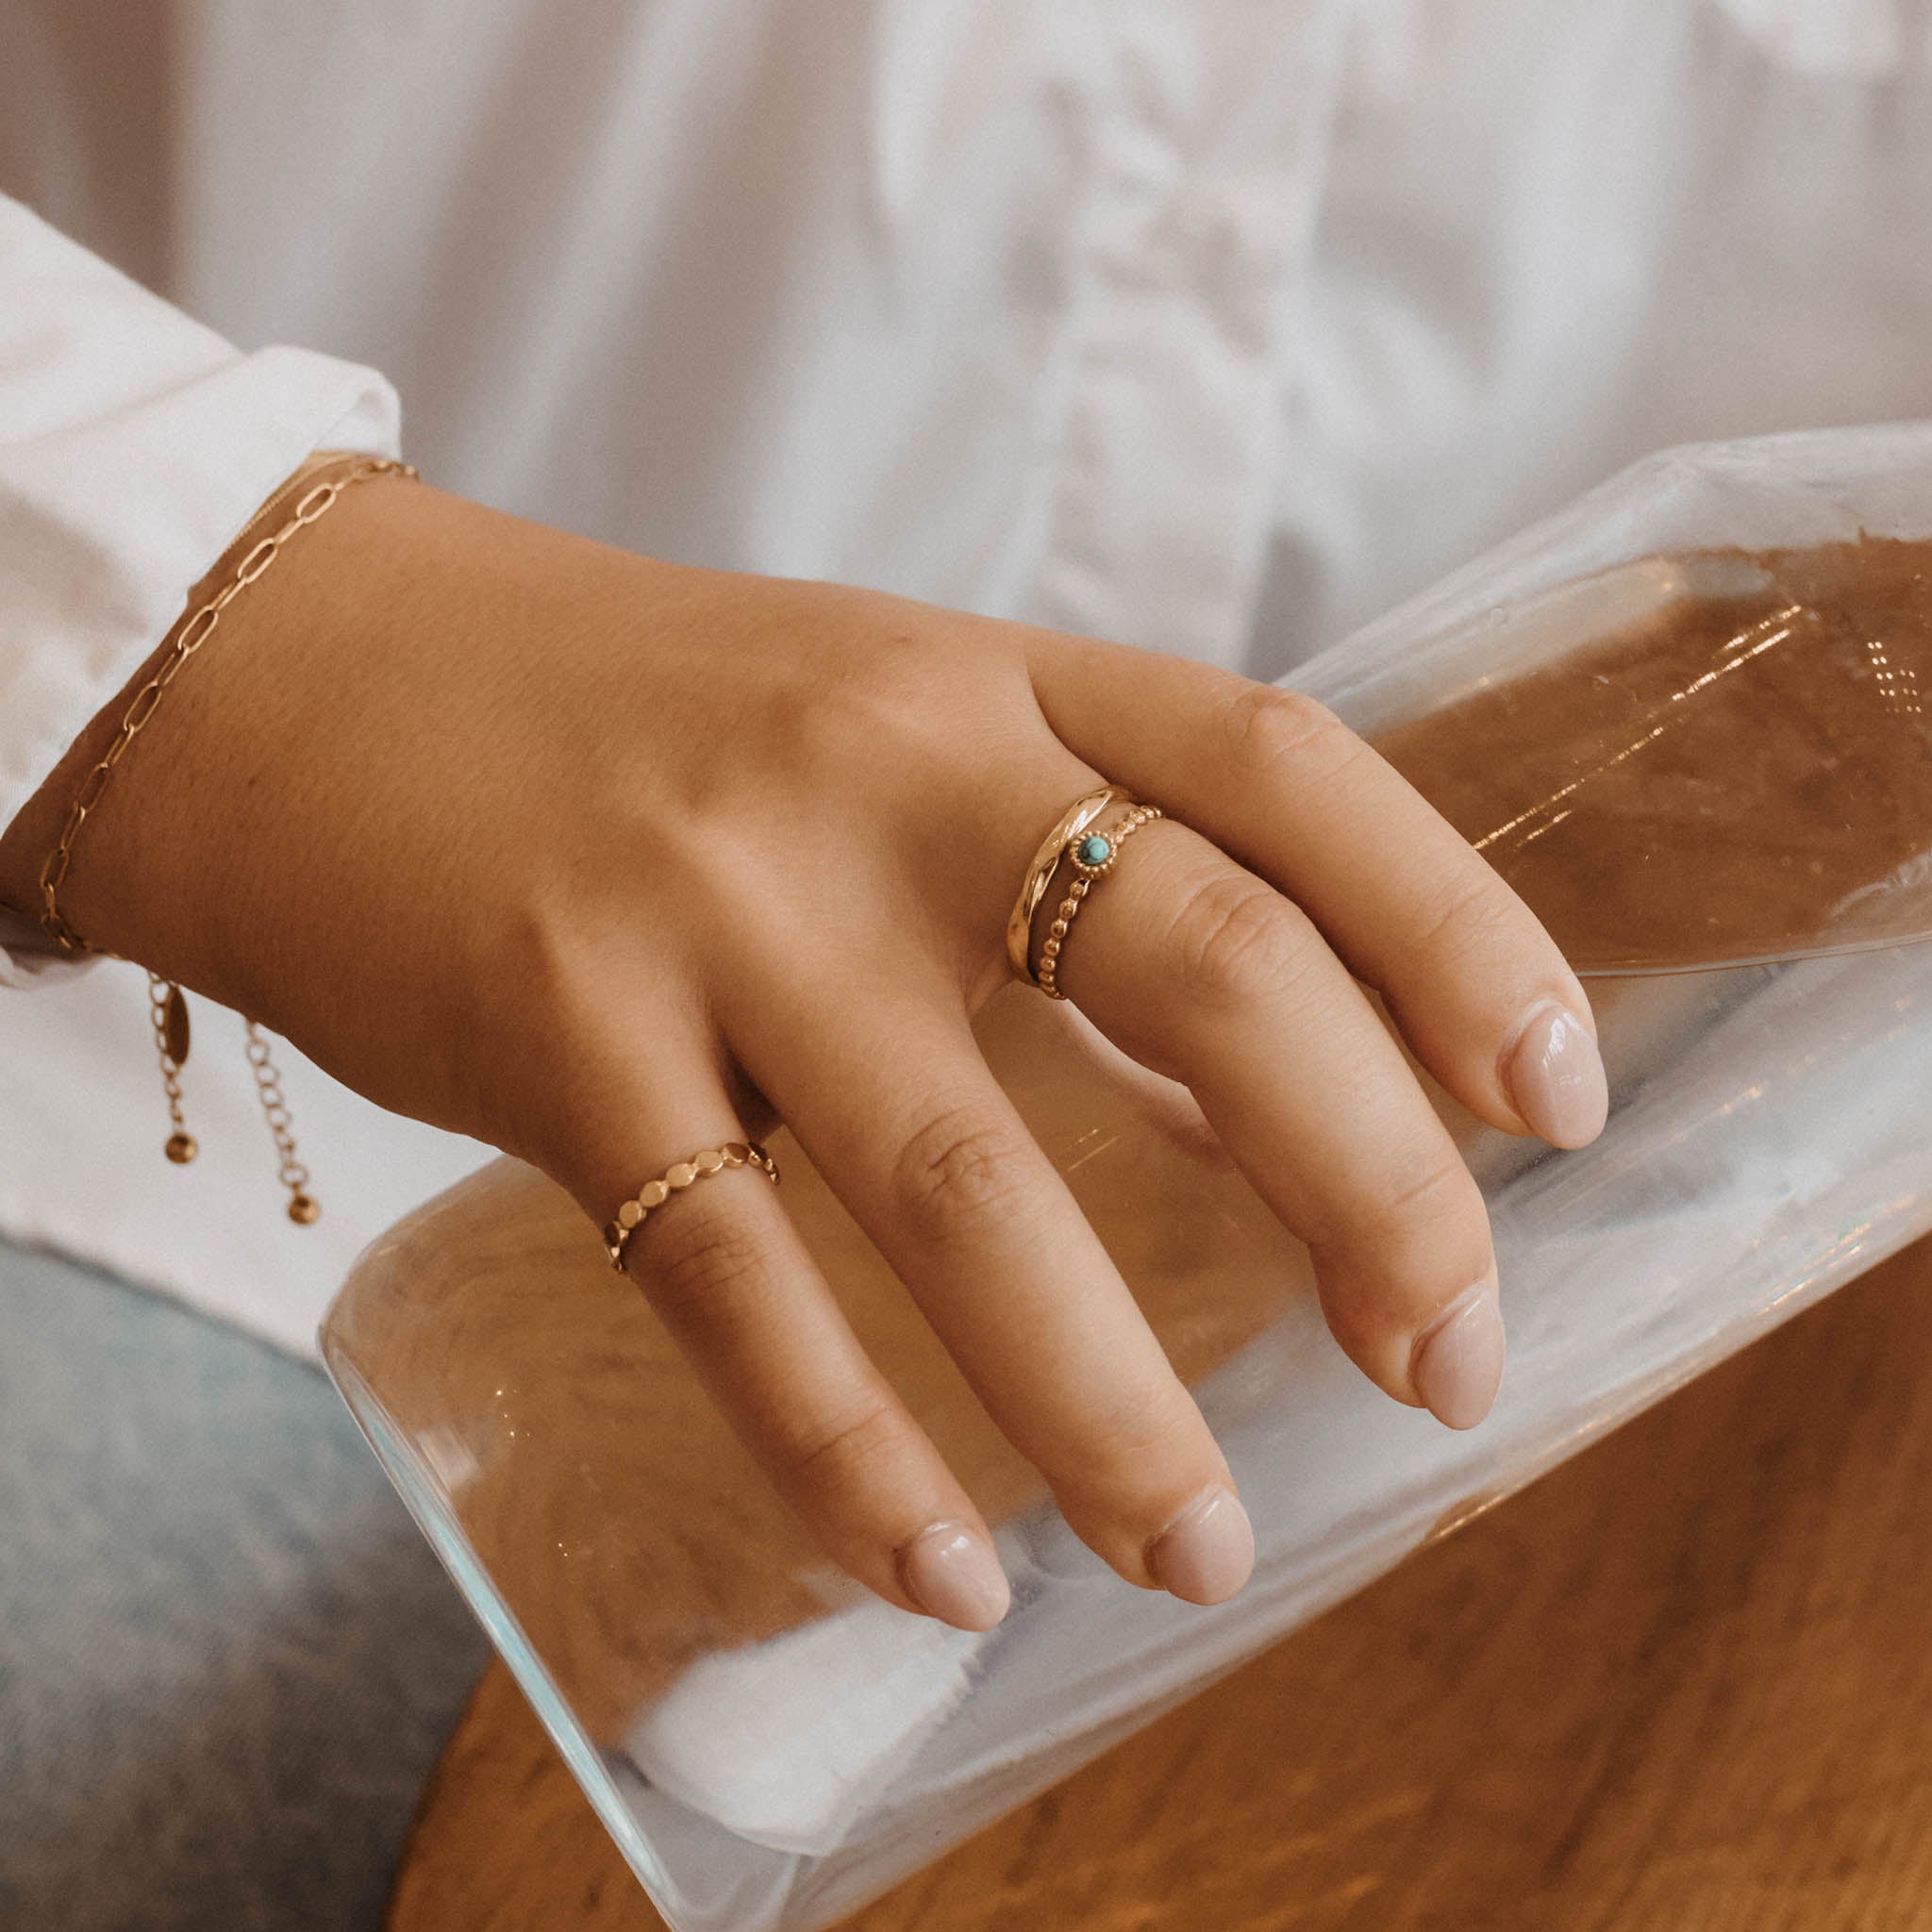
[563,1043,1012,1631]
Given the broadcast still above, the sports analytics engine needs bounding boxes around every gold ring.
[605,1141,779,1274]
[1007,786,1136,985]
[1034,803,1163,999]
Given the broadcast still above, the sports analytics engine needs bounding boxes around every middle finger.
[729,973,1257,1605]
[1050,815,1505,1428]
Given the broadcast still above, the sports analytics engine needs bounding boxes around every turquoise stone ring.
[1007,785,1161,995]
[1035,799,1163,995]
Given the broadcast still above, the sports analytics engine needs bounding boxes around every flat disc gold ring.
[604,1141,779,1274]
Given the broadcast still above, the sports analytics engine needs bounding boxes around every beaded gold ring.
[1036,803,1164,999]
[1007,785,1137,986]
[605,1141,779,1273]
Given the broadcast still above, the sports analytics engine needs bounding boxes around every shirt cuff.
[0,193,400,987]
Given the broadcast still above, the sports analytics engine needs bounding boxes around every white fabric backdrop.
[2,0,1930,1354]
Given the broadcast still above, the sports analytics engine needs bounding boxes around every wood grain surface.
[388,1235,1932,1932]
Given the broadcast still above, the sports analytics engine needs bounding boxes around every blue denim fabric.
[0,1241,489,1930]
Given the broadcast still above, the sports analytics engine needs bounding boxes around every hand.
[0,476,1607,1629]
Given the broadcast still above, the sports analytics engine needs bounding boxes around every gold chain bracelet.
[38,450,418,1224]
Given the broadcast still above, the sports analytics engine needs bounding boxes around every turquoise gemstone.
[1077,834,1113,866]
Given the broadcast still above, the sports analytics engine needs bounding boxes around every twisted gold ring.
[605,1141,779,1274]
[1008,786,1166,997]
[1007,786,1135,986]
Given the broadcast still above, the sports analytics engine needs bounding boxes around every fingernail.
[1147,1485,1255,1606]
[1410,1284,1507,1430]
[898,1523,1010,1631]
[1506,1001,1608,1149]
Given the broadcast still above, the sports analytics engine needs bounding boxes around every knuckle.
[780,1391,905,1490]
[1306,1142,1480,1257]
[891,1102,1038,1244]
[1383,1143,1468,1221]
[1374,1143,1484,1239]
[1080,1390,1204,1475]
[1406,862,1521,974]
[630,1191,772,1329]
[1222,683,1347,779]
[1167,872,1310,1007]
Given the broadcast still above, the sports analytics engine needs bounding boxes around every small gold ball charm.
[164,1132,198,1165]
[288,1193,321,1225]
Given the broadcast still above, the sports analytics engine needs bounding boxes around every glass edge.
[318,1345,684,1923]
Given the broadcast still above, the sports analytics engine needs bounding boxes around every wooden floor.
[390,1237,1932,1932]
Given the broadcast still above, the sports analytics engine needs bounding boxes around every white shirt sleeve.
[0,192,399,986]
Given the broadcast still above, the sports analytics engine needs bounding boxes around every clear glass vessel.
[324,425,1932,1932]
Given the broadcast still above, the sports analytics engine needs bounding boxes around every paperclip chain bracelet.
[37,450,419,1224]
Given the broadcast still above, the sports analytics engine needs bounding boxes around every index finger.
[1027,640,1609,1150]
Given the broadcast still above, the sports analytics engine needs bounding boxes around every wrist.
[0,453,413,1001]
